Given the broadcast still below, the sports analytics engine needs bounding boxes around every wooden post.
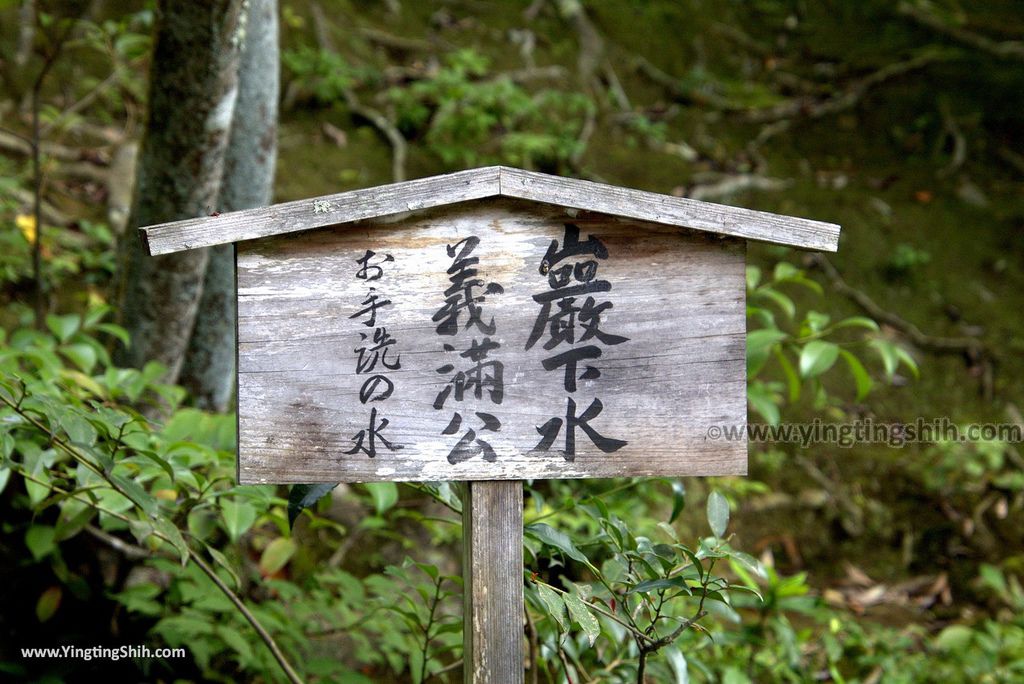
[462,481,524,683]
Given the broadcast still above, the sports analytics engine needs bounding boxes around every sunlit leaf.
[362,482,398,515]
[799,341,839,378]
[839,349,873,400]
[563,592,600,646]
[260,537,297,575]
[706,491,729,538]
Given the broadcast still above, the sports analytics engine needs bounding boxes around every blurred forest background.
[0,0,1022,682]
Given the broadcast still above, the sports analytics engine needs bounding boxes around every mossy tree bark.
[180,0,279,411]
[116,0,243,382]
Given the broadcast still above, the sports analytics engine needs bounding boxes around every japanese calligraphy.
[346,250,402,458]
[432,237,505,464]
[528,224,628,460]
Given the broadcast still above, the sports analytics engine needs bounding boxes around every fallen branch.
[343,89,407,182]
[633,56,740,110]
[0,128,112,164]
[808,254,985,356]
[743,51,948,124]
[898,2,1024,61]
[360,26,437,53]
[686,173,791,201]
[4,181,70,225]
[554,0,605,87]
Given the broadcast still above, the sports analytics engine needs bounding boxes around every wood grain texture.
[500,167,840,252]
[237,199,746,483]
[141,166,839,255]
[462,481,524,684]
[141,166,501,255]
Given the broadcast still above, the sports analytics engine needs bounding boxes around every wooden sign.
[140,166,840,485]
[141,166,840,684]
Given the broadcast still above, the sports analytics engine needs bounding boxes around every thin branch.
[86,524,152,560]
[40,67,124,138]
[4,395,306,684]
[189,550,306,684]
[807,254,985,356]
[743,51,948,125]
[29,16,79,328]
[898,2,1024,61]
[525,604,540,684]
[343,88,407,182]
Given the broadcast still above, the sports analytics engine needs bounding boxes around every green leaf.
[745,265,761,290]
[935,624,973,652]
[362,482,398,515]
[669,480,686,523]
[747,330,787,376]
[535,583,567,630]
[260,537,297,575]
[153,517,189,566]
[747,381,780,426]
[830,316,879,332]
[26,525,56,561]
[62,413,97,446]
[60,343,98,373]
[287,483,337,529]
[110,474,158,517]
[563,592,600,646]
[46,314,80,342]
[772,262,800,281]
[207,546,241,590]
[629,577,691,594]
[799,341,839,378]
[217,625,254,662]
[803,311,831,334]
[525,523,589,565]
[706,491,729,538]
[36,586,62,623]
[839,349,873,400]
[774,347,801,403]
[869,339,898,379]
[666,648,689,684]
[725,549,767,580]
[755,287,795,319]
[220,499,257,542]
[895,345,919,379]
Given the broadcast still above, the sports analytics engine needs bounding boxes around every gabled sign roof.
[140,165,840,256]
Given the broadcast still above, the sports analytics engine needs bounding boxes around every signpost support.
[462,480,524,683]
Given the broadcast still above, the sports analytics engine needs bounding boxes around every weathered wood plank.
[499,167,840,252]
[141,166,840,255]
[141,166,502,255]
[462,481,524,684]
[236,199,747,483]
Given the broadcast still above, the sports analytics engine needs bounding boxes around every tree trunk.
[180,0,280,411]
[115,0,243,382]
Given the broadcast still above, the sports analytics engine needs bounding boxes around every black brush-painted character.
[432,237,504,336]
[442,411,501,464]
[349,288,392,328]
[433,338,504,409]
[346,406,402,458]
[532,397,626,462]
[528,224,629,458]
[355,250,394,281]
[354,326,401,374]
